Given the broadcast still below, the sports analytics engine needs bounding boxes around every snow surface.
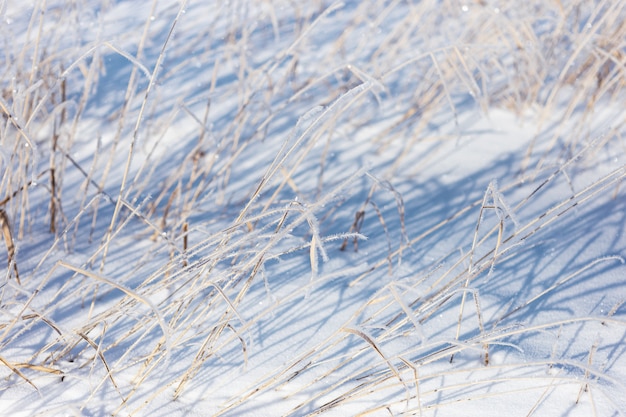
[1,0,625,416]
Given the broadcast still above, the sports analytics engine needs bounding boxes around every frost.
[1,0,624,416]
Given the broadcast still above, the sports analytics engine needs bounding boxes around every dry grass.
[0,0,625,415]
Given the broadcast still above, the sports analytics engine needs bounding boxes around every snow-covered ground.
[1,1,625,416]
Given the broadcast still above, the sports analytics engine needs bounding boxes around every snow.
[1,0,625,416]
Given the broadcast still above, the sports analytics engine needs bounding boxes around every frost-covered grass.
[1,0,626,416]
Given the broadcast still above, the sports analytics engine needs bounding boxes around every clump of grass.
[0,0,625,416]
[215,143,626,416]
